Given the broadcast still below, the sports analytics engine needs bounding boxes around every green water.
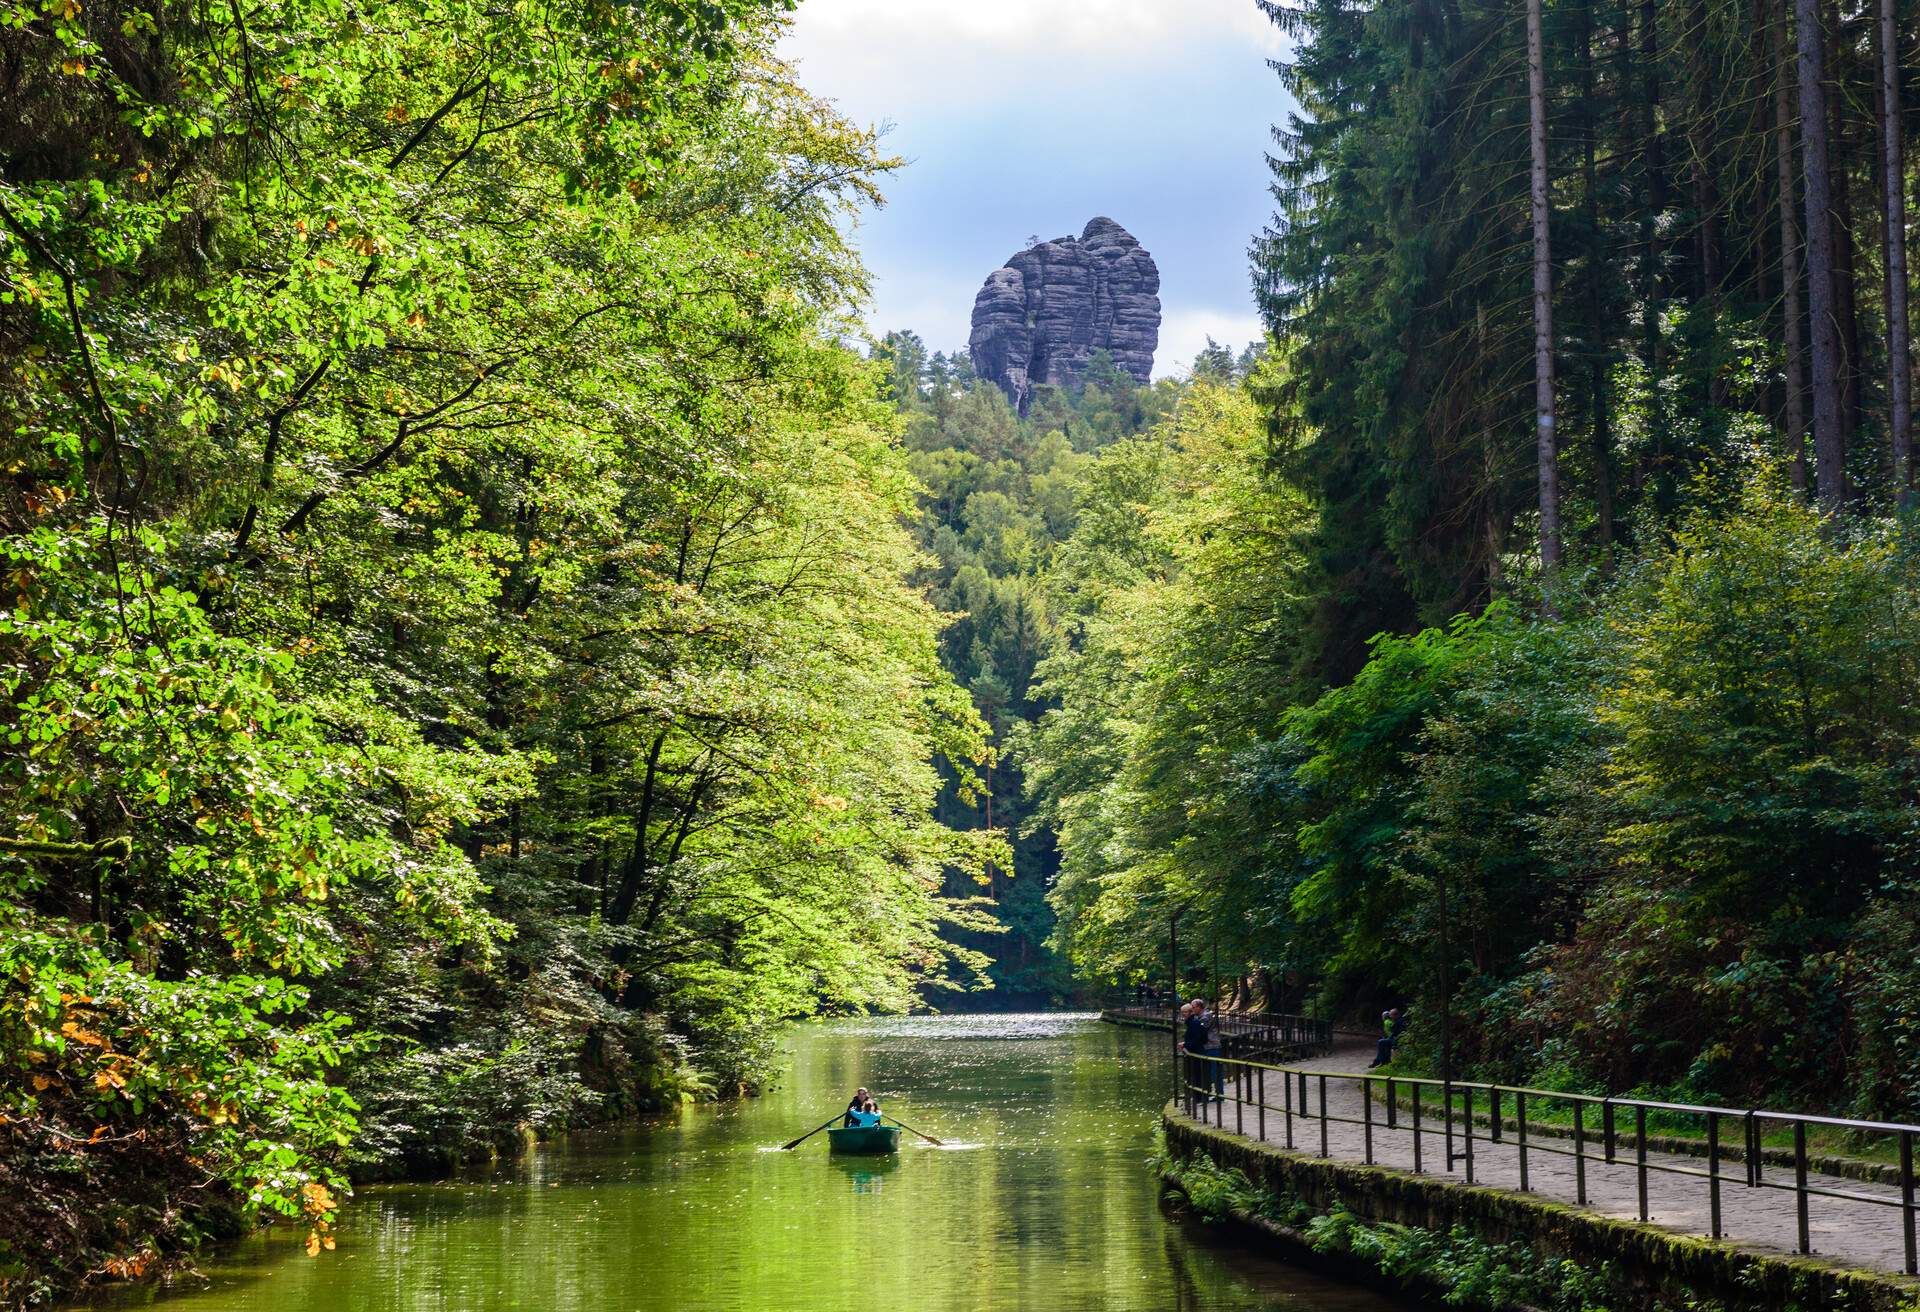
[90,1014,1402,1311]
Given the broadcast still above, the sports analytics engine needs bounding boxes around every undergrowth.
[1152,1130,1672,1312]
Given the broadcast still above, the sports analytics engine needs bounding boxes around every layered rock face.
[968,217,1161,415]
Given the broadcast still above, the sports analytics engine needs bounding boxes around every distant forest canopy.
[1022,0,1920,1125]
[866,331,1266,1007]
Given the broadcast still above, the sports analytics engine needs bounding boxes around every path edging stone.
[1164,1106,1920,1312]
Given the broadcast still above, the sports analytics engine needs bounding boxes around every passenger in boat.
[848,1098,882,1129]
[843,1087,872,1126]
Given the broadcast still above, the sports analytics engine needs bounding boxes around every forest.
[4,0,1920,1299]
[1028,0,1920,1131]
[0,0,1012,1295]
[873,331,1253,1006]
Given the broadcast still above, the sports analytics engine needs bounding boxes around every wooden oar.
[882,1113,944,1146]
[780,1114,843,1151]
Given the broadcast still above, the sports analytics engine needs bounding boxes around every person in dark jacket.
[1178,999,1224,1101]
[843,1087,874,1126]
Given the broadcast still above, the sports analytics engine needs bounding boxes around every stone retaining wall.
[1163,1107,1920,1312]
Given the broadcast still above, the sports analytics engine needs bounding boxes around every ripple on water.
[79,1012,1410,1312]
[819,1011,1101,1041]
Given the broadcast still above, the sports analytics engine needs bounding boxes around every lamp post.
[1169,910,1182,1097]
[1438,862,1458,1168]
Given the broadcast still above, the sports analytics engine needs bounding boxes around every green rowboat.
[826,1124,901,1155]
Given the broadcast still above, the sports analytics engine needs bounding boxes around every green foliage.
[1600,486,1920,917]
[1154,1139,1625,1312]
[872,332,1239,1002]
[0,0,1002,1296]
[1033,428,1920,1115]
[1021,373,1310,988]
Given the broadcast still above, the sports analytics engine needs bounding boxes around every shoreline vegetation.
[8,0,1920,1300]
[1013,0,1920,1157]
[0,1,1009,1302]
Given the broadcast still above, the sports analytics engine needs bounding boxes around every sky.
[778,1,1293,379]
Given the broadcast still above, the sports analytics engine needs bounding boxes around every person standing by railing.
[1178,998,1225,1101]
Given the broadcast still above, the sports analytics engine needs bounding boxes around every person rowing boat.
[843,1087,880,1127]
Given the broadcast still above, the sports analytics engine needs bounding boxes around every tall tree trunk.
[1529,0,1562,573]
[1774,0,1811,493]
[1638,0,1669,510]
[1689,0,1723,304]
[1797,0,1847,509]
[1833,98,1864,444]
[1584,0,1617,558]
[1880,0,1913,491]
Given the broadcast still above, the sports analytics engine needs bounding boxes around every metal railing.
[1175,1050,1920,1276]
[1107,1005,1335,1057]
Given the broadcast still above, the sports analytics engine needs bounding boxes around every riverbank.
[1160,1096,1920,1311]
[30,1015,1412,1312]
[0,1074,665,1310]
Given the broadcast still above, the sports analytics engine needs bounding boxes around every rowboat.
[826,1124,901,1154]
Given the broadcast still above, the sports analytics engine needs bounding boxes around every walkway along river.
[75,1014,1407,1312]
[1163,1028,1919,1280]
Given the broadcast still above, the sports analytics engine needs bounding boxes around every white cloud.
[779,0,1290,383]
[790,0,1280,53]
[781,0,1285,109]
[1156,307,1268,377]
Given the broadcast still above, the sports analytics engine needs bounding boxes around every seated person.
[843,1087,874,1126]
[849,1101,882,1129]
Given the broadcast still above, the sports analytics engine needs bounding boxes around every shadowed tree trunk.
[1879,0,1912,491]
[1774,0,1811,493]
[1833,97,1864,445]
[1638,0,1671,509]
[1529,0,1561,574]
[1584,0,1617,558]
[1796,0,1847,509]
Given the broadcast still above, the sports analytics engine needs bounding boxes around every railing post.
[1489,1086,1502,1142]
[1901,1128,1915,1277]
[1794,1121,1810,1254]
[1443,1078,1455,1174]
[1707,1112,1722,1241]
[1515,1090,1528,1191]
[1746,1111,1761,1187]
[1319,1073,1329,1158]
[1235,1063,1244,1136]
[1411,1083,1423,1173]
[1462,1086,1475,1182]
[1636,1105,1649,1223]
[1603,1098,1616,1165]
[1171,1015,1180,1102]
[1386,1077,1397,1130]
[1363,1076,1374,1164]
[1284,1064,1295,1149]
[1257,1067,1265,1142]
[1573,1101,1587,1206]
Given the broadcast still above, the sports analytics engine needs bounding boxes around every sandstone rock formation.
[968,218,1161,415]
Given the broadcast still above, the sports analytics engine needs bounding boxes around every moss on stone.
[1163,1106,1920,1312]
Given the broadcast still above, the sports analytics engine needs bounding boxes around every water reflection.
[827,1154,899,1194]
[79,1014,1405,1312]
